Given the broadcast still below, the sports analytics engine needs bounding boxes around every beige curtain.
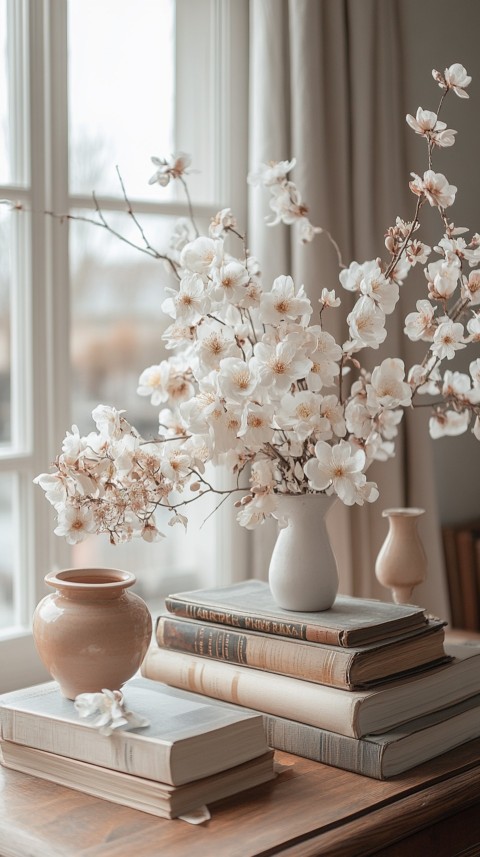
[248,0,450,619]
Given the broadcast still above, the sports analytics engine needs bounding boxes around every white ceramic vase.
[375,508,427,604]
[268,493,339,612]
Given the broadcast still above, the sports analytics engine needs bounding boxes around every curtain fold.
[248,0,450,619]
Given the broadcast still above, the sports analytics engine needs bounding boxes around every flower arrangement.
[35,63,479,545]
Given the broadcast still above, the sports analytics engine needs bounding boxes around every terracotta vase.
[33,568,152,699]
[268,493,339,612]
[375,508,427,604]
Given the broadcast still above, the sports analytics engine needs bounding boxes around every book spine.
[261,714,385,779]
[0,709,174,784]
[141,647,362,738]
[164,597,343,646]
[441,526,464,629]
[156,616,352,688]
[455,529,480,631]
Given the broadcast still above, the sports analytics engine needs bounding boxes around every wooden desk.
[2,739,480,857]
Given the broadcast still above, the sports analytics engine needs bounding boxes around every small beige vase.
[375,508,427,604]
[33,568,152,699]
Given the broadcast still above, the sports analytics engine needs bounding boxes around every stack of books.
[0,676,275,818]
[141,580,480,779]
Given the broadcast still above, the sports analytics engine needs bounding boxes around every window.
[0,0,249,692]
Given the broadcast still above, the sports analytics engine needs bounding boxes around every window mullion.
[45,0,71,573]
[69,193,216,219]
[27,0,71,617]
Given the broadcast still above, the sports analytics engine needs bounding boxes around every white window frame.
[0,0,250,693]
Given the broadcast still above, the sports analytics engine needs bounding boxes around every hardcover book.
[156,613,447,689]
[141,642,480,739]
[0,677,269,786]
[261,694,480,779]
[164,580,428,646]
[0,742,275,819]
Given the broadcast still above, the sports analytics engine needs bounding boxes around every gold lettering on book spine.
[176,601,307,639]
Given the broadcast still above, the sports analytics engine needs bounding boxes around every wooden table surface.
[2,738,480,857]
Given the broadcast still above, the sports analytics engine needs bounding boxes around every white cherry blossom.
[209,208,237,238]
[259,275,312,325]
[195,321,240,371]
[339,261,363,293]
[470,358,480,387]
[236,490,278,529]
[213,409,246,451]
[33,473,67,510]
[266,182,307,227]
[320,395,347,438]
[408,363,442,395]
[376,408,403,441]
[161,273,208,325]
[406,108,456,148]
[162,322,196,350]
[247,158,296,187]
[431,320,466,360]
[137,362,171,406]
[238,402,275,449]
[303,440,367,505]
[433,128,457,148]
[298,218,322,243]
[305,329,342,391]
[180,236,223,275]
[404,299,437,341]
[345,400,373,439]
[212,261,249,304]
[442,370,480,403]
[444,63,472,98]
[319,288,341,308]
[149,152,191,186]
[467,312,480,341]
[159,408,188,437]
[346,296,387,351]
[406,240,431,266]
[61,424,86,464]
[238,279,263,310]
[276,391,330,442]
[54,505,97,545]
[353,479,380,505]
[462,271,480,305]
[159,443,193,483]
[91,405,126,440]
[424,258,460,300]
[406,107,439,135]
[252,338,312,396]
[137,362,193,408]
[409,170,457,208]
[367,359,412,410]
[429,410,471,438]
[217,357,259,403]
[359,260,399,315]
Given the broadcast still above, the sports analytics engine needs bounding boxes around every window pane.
[68,0,175,199]
[69,211,217,610]
[0,473,16,631]
[70,211,178,431]
[0,207,12,445]
[0,0,28,186]
[0,0,10,184]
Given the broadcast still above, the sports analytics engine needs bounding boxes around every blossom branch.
[34,64,479,543]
